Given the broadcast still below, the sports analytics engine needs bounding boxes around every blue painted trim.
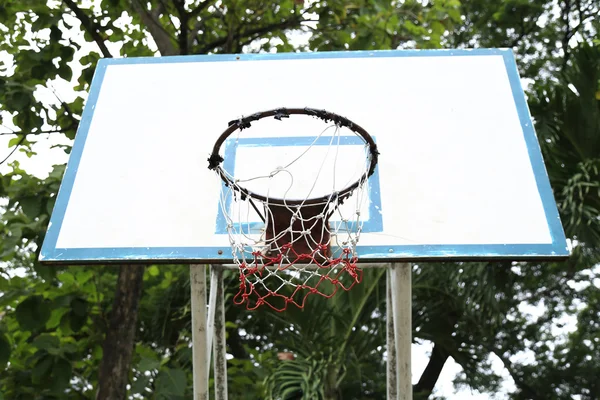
[39,49,569,263]
[96,48,510,66]
[40,59,109,262]
[357,243,567,259]
[39,243,566,263]
[500,51,568,256]
[214,136,384,235]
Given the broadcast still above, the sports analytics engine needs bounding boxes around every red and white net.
[212,109,376,311]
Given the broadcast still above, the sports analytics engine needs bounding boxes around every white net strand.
[213,109,376,311]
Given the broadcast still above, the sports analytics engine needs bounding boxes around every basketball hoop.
[208,107,379,311]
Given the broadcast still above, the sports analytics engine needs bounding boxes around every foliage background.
[0,0,599,399]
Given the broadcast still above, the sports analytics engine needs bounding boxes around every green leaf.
[68,310,87,332]
[76,270,94,285]
[32,334,60,350]
[8,137,21,147]
[50,26,61,42]
[70,297,88,317]
[0,335,10,368]
[31,62,54,80]
[138,356,160,372]
[10,92,30,110]
[148,265,160,276]
[50,357,72,392]
[15,295,51,331]
[32,355,53,384]
[46,196,56,214]
[430,20,445,36]
[60,46,75,61]
[52,294,74,308]
[19,196,42,218]
[57,272,75,286]
[154,368,187,398]
[92,345,103,360]
[58,64,72,81]
[131,374,151,395]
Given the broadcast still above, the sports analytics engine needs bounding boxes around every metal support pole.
[213,268,229,400]
[386,268,398,399]
[390,263,412,400]
[190,264,208,400]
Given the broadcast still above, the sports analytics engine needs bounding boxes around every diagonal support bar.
[207,266,219,378]
[387,268,398,399]
[213,267,229,400]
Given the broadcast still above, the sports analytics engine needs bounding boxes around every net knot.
[273,108,290,120]
[270,166,285,177]
[207,153,224,170]
[229,118,251,130]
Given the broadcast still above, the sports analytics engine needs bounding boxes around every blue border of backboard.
[39,48,569,263]
[214,136,383,235]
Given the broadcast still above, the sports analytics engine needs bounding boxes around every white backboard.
[40,49,569,264]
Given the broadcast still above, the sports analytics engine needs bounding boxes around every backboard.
[39,49,569,264]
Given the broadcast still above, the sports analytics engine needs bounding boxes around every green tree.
[0,0,460,398]
[1,0,599,399]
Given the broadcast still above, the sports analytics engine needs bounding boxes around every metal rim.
[208,107,379,206]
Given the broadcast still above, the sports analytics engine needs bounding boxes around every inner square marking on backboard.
[215,135,383,235]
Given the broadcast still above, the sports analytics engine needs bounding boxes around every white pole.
[213,268,229,400]
[190,264,208,400]
[391,263,412,400]
[386,267,398,399]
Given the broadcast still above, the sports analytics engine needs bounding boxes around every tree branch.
[189,0,215,18]
[561,0,573,69]
[0,128,72,136]
[173,0,190,55]
[62,0,113,58]
[198,16,303,53]
[130,0,178,56]
[414,343,450,397]
[509,20,538,48]
[0,134,26,166]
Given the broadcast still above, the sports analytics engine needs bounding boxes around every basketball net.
[209,108,378,311]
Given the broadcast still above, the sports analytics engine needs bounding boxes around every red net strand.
[233,245,362,312]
